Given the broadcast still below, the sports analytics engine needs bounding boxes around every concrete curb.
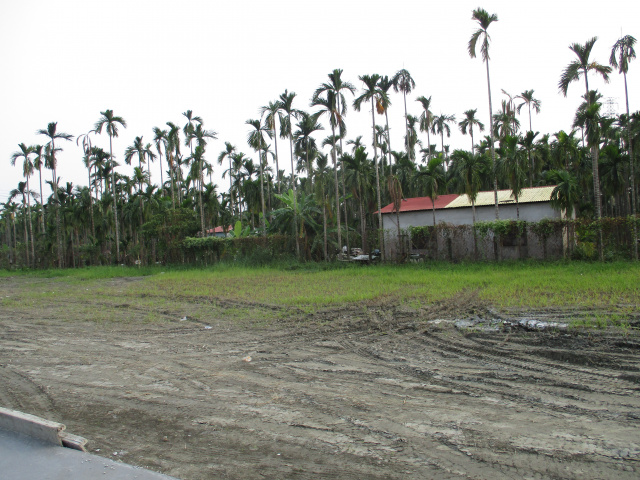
[0,407,87,451]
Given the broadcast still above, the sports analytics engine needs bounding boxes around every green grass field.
[3,261,638,312]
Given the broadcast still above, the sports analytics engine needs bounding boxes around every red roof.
[206,225,232,234]
[378,194,459,214]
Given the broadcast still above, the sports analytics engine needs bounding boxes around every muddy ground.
[0,276,639,479]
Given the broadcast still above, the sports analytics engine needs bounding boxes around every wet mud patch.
[0,276,639,479]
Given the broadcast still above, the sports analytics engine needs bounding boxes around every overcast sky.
[1,0,638,205]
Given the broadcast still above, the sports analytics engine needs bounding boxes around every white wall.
[382,203,562,231]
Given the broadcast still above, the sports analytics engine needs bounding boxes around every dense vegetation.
[2,9,638,268]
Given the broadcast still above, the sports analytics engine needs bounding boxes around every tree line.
[2,8,638,267]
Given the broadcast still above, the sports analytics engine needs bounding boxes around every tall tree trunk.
[288,114,300,258]
[323,192,327,261]
[584,73,604,261]
[88,167,95,238]
[273,126,281,194]
[470,127,475,157]
[38,167,45,234]
[331,122,341,253]
[623,71,638,260]
[359,195,366,251]
[52,165,63,268]
[22,201,29,267]
[26,177,35,267]
[486,59,500,221]
[385,110,392,174]
[168,153,176,210]
[109,135,120,263]
[371,97,384,260]
[337,97,350,259]
[258,150,266,238]
[403,91,410,159]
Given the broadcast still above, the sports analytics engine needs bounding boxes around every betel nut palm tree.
[260,101,283,194]
[431,113,456,162]
[469,7,500,220]
[354,74,384,260]
[10,143,37,265]
[392,69,416,160]
[516,89,541,133]
[246,118,269,237]
[311,85,342,250]
[37,122,73,267]
[416,96,434,162]
[458,109,485,156]
[218,142,237,217]
[415,156,444,226]
[610,35,637,260]
[559,37,611,260]
[279,89,301,258]
[94,110,127,262]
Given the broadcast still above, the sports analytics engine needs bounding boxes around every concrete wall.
[382,202,562,231]
[381,202,566,262]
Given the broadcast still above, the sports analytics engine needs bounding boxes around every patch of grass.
[3,261,639,324]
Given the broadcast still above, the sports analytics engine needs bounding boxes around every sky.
[1,0,638,205]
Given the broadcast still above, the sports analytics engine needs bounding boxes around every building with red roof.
[379,186,563,231]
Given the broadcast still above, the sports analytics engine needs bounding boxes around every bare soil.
[1,276,639,479]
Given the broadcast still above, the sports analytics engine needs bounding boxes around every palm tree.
[497,135,527,219]
[416,96,434,162]
[37,122,73,267]
[516,89,541,132]
[125,136,156,228]
[354,74,384,258]
[431,113,456,163]
[218,142,237,216]
[9,181,37,267]
[260,100,284,194]
[414,157,445,226]
[279,89,301,257]
[10,144,36,265]
[469,7,500,219]
[376,75,395,167]
[501,89,519,135]
[246,118,269,236]
[32,144,46,234]
[547,169,579,218]
[310,90,342,249]
[392,69,416,160]
[458,109,485,155]
[183,110,203,155]
[324,69,357,254]
[519,130,541,187]
[293,111,323,195]
[559,37,612,260]
[343,147,373,250]
[493,100,520,142]
[94,110,127,262]
[610,34,637,260]
[312,70,356,254]
[77,132,96,237]
[152,127,168,193]
[165,122,181,208]
[452,150,486,225]
[192,123,217,232]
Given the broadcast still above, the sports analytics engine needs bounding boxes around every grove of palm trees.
[2,9,638,269]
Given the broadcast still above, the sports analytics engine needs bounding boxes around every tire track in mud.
[0,367,58,416]
[332,332,639,478]
[418,330,639,398]
[409,334,638,423]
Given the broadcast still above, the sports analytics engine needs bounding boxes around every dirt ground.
[0,276,639,479]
